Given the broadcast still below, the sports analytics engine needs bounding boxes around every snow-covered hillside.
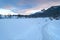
[0,18,60,40]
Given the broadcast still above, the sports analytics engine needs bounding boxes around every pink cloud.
[3,5,14,10]
[16,1,60,15]
[2,1,60,15]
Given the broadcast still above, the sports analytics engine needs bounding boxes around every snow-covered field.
[0,18,60,40]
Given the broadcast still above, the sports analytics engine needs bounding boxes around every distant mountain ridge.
[29,5,60,19]
[0,5,60,20]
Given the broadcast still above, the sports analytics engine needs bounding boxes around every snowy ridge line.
[0,5,60,20]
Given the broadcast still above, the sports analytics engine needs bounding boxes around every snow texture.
[0,18,60,40]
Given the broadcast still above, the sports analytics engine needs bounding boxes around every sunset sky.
[0,0,60,15]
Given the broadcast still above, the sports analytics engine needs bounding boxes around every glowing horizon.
[0,0,60,15]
